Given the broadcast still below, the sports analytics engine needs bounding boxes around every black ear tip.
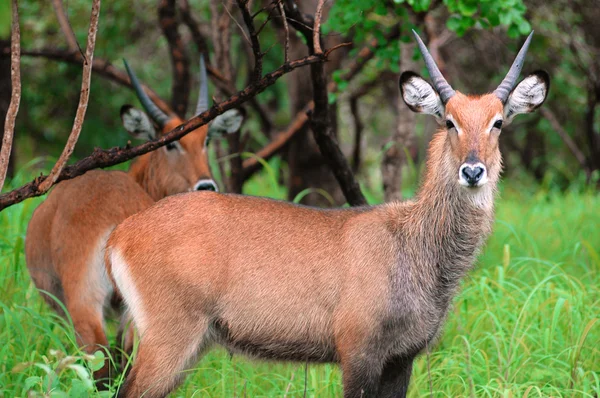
[236,106,247,118]
[120,104,133,117]
[532,70,550,85]
[399,71,422,92]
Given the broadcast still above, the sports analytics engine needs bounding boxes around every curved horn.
[412,29,455,104]
[195,55,209,115]
[494,31,534,103]
[123,59,170,128]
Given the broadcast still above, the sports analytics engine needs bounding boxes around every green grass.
[1,166,599,397]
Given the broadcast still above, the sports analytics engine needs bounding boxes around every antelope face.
[400,30,549,190]
[121,107,245,196]
[121,56,244,197]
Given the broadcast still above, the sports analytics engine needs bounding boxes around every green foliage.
[445,0,530,36]
[1,167,599,396]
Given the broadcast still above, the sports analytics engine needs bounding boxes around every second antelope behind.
[107,32,549,398]
[25,57,244,386]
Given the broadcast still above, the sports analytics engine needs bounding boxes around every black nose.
[195,181,217,191]
[462,165,485,186]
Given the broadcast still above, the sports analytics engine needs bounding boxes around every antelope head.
[400,31,549,190]
[120,56,244,199]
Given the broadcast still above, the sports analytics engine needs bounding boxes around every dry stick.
[276,0,289,63]
[178,0,273,134]
[158,0,191,118]
[540,107,590,177]
[312,0,325,55]
[240,27,399,182]
[13,48,173,116]
[38,0,101,192]
[51,0,79,52]
[0,52,336,211]
[0,0,21,192]
[349,96,363,173]
[237,0,263,82]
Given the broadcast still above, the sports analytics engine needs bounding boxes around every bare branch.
[158,0,191,117]
[539,107,591,177]
[350,96,362,173]
[0,51,340,210]
[0,0,21,192]
[179,0,210,55]
[237,0,263,82]
[11,47,174,116]
[51,0,80,53]
[276,0,289,63]
[38,0,102,193]
[312,0,325,55]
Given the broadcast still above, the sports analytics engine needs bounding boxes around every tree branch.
[539,107,591,178]
[10,47,174,116]
[51,0,80,52]
[0,0,21,192]
[38,0,101,193]
[158,0,190,117]
[0,51,339,211]
[237,0,263,82]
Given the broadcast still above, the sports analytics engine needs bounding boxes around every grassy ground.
[0,165,599,397]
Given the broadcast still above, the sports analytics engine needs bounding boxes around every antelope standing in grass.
[106,31,549,398]
[25,57,244,384]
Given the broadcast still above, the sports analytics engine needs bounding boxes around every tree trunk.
[284,1,345,207]
[0,39,15,182]
[381,41,417,202]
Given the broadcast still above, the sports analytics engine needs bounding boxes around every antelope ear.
[121,105,157,140]
[207,108,246,138]
[400,71,444,122]
[504,70,549,124]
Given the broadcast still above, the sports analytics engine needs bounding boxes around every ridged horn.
[195,55,209,115]
[123,59,170,128]
[412,29,455,104]
[494,31,534,103]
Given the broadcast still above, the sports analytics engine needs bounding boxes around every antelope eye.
[166,142,177,151]
[493,120,503,129]
[445,120,455,130]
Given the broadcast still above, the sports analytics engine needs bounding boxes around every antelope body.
[25,57,243,384]
[107,32,549,398]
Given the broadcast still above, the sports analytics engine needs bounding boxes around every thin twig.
[236,0,263,82]
[51,0,80,53]
[158,0,191,117]
[313,0,325,54]
[11,47,173,116]
[276,0,289,63]
[540,107,590,177]
[38,0,101,193]
[0,51,340,210]
[223,1,251,45]
[0,0,21,192]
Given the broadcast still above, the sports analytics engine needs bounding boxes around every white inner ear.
[402,76,444,121]
[122,108,157,140]
[208,109,244,138]
[504,75,547,123]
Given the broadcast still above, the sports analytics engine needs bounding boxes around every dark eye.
[493,120,503,129]
[166,142,177,151]
[445,120,455,130]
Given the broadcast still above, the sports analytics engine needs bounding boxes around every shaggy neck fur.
[388,130,497,313]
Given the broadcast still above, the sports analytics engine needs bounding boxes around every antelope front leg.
[377,354,416,398]
[340,354,384,398]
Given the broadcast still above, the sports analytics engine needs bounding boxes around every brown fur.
[25,121,213,385]
[106,93,511,398]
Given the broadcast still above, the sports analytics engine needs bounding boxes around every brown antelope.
[25,56,244,384]
[106,31,549,398]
